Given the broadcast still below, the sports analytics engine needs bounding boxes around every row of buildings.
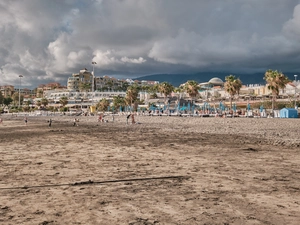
[67,68,158,92]
[1,69,299,108]
[0,68,159,101]
[198,77,299,102]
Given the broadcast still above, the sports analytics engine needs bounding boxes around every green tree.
[0,91,3,105]
[3,97,13,107]
[264,69,290,111]
[147,84,159,99]
[97,98,110,112]
[79,82,91,92]
[158,82,174,104]
[41,98,49,108]
[25,100,31,106]
[12,92,23,106]
[60,107,68,112]
[182,80,199,102]
[140,85,151,93]
[112,95,126,111]
[106,80,114,91]
[22,105,30,112]
[174,86,184,100]
[59,96,68,107]
[37,89,43,98]
[125,84,140,111]
[120,81,129,91]
[224,75,242,109]
[36,100,42,108]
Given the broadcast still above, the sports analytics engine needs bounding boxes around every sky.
[1,0,300,88]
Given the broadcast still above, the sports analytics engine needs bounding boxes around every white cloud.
[92,50,119,66]
[121,57,146,64]
[47,33,72,72]
[1,0,300,88]
[283,4,300,40]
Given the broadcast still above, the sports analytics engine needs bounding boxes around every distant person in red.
[131,114,136,124]
[98,114,104,122]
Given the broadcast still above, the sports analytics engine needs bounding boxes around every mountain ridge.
[133,72,298,87]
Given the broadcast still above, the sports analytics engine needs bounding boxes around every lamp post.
[18,75,23,108]
[92,62,97,92]
[294,74,298,108]
[92,61,97,105]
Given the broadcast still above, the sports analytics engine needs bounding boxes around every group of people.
[0,113,140,128]
[126,113,136,124]
[98,113,136,125]
[98,114,115,123]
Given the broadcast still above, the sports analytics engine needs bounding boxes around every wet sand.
[0,115,300,224]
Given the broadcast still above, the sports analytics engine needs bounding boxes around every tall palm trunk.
[272,94,275,112]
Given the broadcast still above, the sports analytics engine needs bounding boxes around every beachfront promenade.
[3,109,268,119]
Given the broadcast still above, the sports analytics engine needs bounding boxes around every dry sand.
[0,114,300,225]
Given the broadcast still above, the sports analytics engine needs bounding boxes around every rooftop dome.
[208,77,224,85]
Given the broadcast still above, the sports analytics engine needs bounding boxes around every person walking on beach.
[48,118,52,127]
[73,117,78,126]
[131,113,135,124]
[24,117,28,126]
[126,114,131,125]
[98,114,105,123]
[0,118,3,125]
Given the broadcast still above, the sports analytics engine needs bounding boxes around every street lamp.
[294,74,298,108]
[18,75,23,108]
[92,61,97,92]
[91,61,97,105]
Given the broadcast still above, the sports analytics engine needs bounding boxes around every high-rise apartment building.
[67,69,94,91]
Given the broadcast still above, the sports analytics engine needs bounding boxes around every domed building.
[208,77,224,86]
[199,77,224,89]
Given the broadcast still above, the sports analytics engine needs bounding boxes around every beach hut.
[279,108,298,118]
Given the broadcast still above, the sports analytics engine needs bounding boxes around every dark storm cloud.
[1,0,300,88]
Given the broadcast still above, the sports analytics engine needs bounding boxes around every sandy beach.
[0,114,300,225]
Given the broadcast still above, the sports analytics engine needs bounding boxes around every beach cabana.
[279,108,298,118]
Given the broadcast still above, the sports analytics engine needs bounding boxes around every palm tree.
[59,96,68,107]
[36,100,42,108]
[38,89,43,98]
[112,95,126,111]
[41,98,49,108]
[174,86,184,100]
[158,82,174,104]
[182,80,199,103]
[224,75,242,110]
[146,84,159,99]
[0,91,3,105]
[25,100,31,106]
[97,98,110,112]
[106,80,114,91]
[79,82,91,92]
[12,92,22,106]
[3,97,13,108]
[264,69,290,111]
[120,81,130,91]
[125,84,140,111]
